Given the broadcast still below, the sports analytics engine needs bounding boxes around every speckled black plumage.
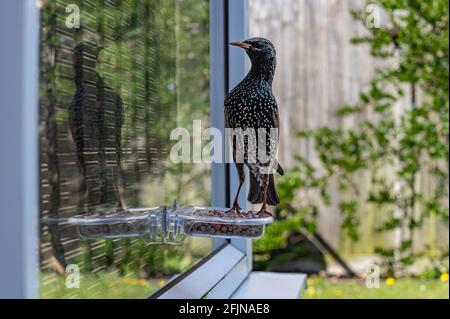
[225,37,284,211]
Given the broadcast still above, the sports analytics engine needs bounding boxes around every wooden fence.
[249,0,449,254]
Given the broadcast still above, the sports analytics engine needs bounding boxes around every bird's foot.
[115,206,126,213]
[226,203,242,215]
[256,205,272,217]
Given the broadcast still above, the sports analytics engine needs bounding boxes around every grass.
[41,271,164,299]
[40,238,212,299]
[41,271,449,299]
[302,276,449,299]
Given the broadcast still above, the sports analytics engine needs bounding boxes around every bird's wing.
[272,108,279,131]
[269,107,284,175]
[224,100,235,129]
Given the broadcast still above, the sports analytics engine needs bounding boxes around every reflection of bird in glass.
[69,42,124,212]
[225,37,284,215]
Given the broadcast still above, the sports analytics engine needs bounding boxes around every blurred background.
[249,0,449,298]
[37,0,448,298]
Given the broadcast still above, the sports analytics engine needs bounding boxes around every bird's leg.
[257,175,270,215]
[114,183,125,213]
[228,181,243,213]
[226,163,245,214]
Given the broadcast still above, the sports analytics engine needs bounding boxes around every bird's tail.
[248,173,280,206]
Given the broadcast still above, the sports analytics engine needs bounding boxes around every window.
[37,0,214,298]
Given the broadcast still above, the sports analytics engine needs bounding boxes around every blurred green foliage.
[258,0,449,277]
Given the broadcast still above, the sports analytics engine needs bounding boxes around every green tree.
[263,0,448,277]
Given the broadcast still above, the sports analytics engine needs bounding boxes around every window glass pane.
[39,0,211,298]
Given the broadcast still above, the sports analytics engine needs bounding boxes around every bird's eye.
[249,43,262,51]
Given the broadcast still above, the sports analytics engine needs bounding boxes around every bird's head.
[230,37,276,67]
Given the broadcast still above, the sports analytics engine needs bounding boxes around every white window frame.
[0,0,252,299]
[0,0,40,299]
[211,0,251,263]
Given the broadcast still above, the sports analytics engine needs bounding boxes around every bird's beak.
[230,41,252,49]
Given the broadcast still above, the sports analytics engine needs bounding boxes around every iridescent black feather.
[225,37,283,206]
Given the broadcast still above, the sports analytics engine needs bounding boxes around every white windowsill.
[231,271,307,299]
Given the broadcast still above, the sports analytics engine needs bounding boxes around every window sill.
[230,271,307,299]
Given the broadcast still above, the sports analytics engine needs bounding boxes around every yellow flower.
[440,273,449,282]
[307,278,315,286]
[385,277,395,286]
[158,279,166,287]
[306,287,316,297]
[335,289,343,297]
[122,277,149,286]
[122,278,138,286]
[139,279,149,287]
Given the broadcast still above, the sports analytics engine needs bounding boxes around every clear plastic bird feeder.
[43,203,273,244]
[179,206,272,239]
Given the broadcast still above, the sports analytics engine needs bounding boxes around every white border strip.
[0,0,40,298]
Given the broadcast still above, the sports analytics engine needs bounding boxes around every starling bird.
[225,37,284,215]
[69,43,124,212]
